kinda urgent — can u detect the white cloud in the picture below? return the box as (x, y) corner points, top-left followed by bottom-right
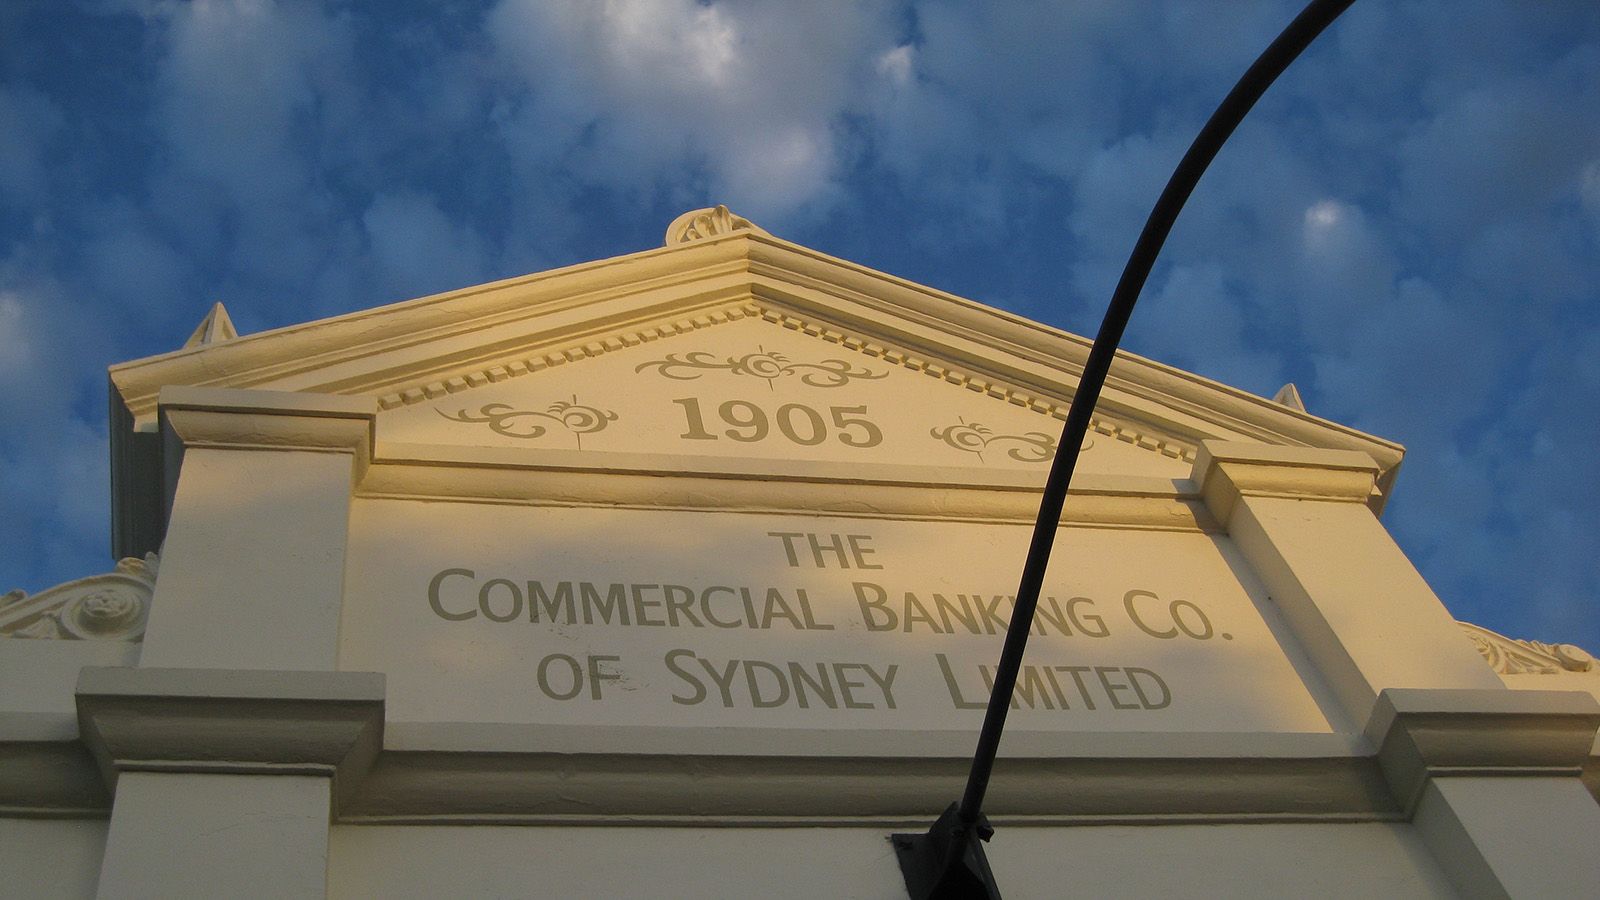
(156, 0), (348, 191)
(362, 191), (492, 301)
(146, 0), (362, 288)
(0, 84), (64, 203)
(0, 271), (113, 588)
(1397, 67), (1600, 246)
(1132, 262), (1283, 394)
(1581, 159), (1600, 217)
(593, 0), (740, 89)
(0, 293), (30, 373)
(1303, 199), (1342, 230)
(0, 415), (110, 589)
(876, 45), (914, 87)
(487, 0), (901, 220)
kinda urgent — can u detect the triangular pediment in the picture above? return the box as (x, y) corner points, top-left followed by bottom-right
(375, 305), (1191, 478)
(108, 207), (1405, 555)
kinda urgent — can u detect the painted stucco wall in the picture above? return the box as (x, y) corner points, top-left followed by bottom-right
(326, 823), (1458, 900)
(0, 819), (107, 900)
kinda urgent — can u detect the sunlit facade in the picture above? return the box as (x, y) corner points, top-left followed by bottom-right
(3, 208), (1597, 898)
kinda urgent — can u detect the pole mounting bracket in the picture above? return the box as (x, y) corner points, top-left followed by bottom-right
(891, 802), (1001, 899)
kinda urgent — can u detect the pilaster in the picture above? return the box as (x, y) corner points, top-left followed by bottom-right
(97, 772), (332, 900)
(1197, 441), (1600, 896)
(78, 667), (383, 900)
(1368, 688), (1600, 898)
(92, 387), (378, 899)
(141, 387), (375, 670)
(1194, 441), (1503, 729)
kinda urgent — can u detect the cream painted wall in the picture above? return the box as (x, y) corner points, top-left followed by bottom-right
(0, 819), (107, 899)
(97, 773), (331, 900)
(0, 641), (136, 739)
(341, 499), (1337, 737)
(327, 823), (1457, 900)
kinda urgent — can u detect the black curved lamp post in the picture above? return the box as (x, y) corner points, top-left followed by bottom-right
(892, 2), (1357, 896)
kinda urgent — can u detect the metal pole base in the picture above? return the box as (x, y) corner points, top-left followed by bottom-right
(891, 803), (1001, 900)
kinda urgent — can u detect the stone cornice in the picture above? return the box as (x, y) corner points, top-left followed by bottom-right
(1194, 440), (1384, 525)
(371, 300), (762, 410)
(741, 239), (1402, 477)
(344, 745), (1395, 826)
(108, 229), (1404, 522)
(20, 679), (1600, 823)
(107, 228), (1392, 476)
(359, 443), (1216, 531)
(0, 740), (107, 817)
(111, 242), (755, 418)
(1365, 688), (1600, 813)
(6, 721), (1400, 824)
(159, 386), (378, 484)
(336, 726), (1394, 825)
(75, 667), (385, 815)
(159, 386), (377, 447)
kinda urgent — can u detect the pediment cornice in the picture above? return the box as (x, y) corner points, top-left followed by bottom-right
(106, 211), (1408, 557)
(109, 236), (756, 419)
(110, 228), (1399, 467)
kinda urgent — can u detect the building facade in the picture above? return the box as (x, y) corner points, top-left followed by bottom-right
(3, 207), (1597, 898)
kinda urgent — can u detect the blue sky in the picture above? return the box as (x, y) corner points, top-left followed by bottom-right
(2, 0), (1597, 652)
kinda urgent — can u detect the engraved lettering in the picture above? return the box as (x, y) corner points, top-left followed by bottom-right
(665, 649), (706, 705)
(428, 568), (477, 621)
(854, 581), (896, 631)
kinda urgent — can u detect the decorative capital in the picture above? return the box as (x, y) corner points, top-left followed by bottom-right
(664, 205), (769, 245)
(1365, 687), (1600, 812)
(158, 386), (377, 478)
(1193, 440), (1382, 526)
(76, 667), (386, 811)
(1, 554), (158, 642)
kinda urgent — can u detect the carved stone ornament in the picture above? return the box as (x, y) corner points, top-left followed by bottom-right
(1461, 621), (1595, 675)
(664, 205), (770, 245)
(930, 417), (1091, 464)
(438, 396), (618, 449)
(0, 554), (158, 642)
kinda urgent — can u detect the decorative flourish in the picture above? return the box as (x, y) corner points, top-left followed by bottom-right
(1, 554), (158, 642)
(664, 205), (769, 244)
(930, 418), (1090, 464)
(635, 346), (886, 390)
(438, 396), (618, 449)
(1462, 622), (1594, 675)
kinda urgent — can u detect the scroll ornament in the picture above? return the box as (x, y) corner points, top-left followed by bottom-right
(663, 205), (769, 244)
(931, 418), (1090, 464)
(636, 348), (886, 390)
(438, 397), (618, 449)
(0, 554), (158, 642)
(1461, 622), (1594, 675)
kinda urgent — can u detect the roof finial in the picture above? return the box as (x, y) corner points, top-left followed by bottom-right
(1271, 382), (1306, 412)
(183, 301), (238, 348)
(664, 205), (769, 245)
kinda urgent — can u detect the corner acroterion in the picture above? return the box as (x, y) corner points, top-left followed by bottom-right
(182, 301), (239, 349)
